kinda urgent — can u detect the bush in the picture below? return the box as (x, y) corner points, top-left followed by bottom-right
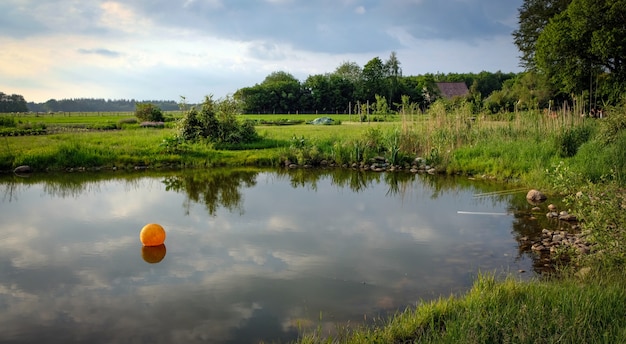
(555, 124), (593, 157)
(177, 95), (259, 145)
(135, 103), (164, 122)
(0, 116), (16, 127)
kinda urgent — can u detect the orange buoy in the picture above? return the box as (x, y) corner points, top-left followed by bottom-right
(140, 223), (166, 246)
(141, 244), (167, 264)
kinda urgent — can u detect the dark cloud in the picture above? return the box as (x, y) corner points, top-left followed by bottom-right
(0, 1), (48, 38)
(77, 48), (121, 57)
(1, 1), (522, 52)
(127, 0), (522, 53)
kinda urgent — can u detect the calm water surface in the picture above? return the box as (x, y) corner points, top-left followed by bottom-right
(0, 169), (550, 343)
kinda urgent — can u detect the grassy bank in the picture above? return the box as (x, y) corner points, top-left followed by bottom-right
(299, 271), (626, 343)
(2, 103), (626, 343)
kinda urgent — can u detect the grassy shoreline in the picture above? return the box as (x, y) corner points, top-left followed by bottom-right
(2, 107), (626, 342)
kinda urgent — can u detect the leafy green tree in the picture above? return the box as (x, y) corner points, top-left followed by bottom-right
(0, 92), (28, 112)
(513, 0), (572, 69)
(373, 94), (390, 116)
(361, 57), (386, 103)
(333, 61), (362, 84)
(384, 51), (402, 106)
(135, 103), (164, 122)
(235, 71), (302, 114)
(177, 95), (258, 144)
(535, 0), (626, 101)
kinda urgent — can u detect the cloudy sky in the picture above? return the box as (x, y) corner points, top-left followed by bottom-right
(0, 0), (524, 103)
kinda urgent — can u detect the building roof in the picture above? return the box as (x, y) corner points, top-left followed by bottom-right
(436, 82), (470, 99)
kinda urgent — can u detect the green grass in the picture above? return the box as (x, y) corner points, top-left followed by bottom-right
(299, 271), (626, 343)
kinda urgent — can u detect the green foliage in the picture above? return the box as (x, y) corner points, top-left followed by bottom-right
(598, 104), (626, 145)
(177, 95), (259, 145)
(555, 124), (593, 157)
(0, 92), (28, 112)
(513, 0), (572, 69)
(562, 179), (626, 267)
(117, 117), (138, 125)
(535, 0), (626, 102)
(0, 116), (16, 127)
(373, 94), (390, 115)
(134, 103), (164, 122)
(0, 120), (47, 136)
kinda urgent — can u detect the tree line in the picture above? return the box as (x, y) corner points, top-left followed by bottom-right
(24, 98), (180, 113)
(234, 53), (517, 114)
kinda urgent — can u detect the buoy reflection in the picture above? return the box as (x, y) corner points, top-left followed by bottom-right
(141, 244), (167, 264)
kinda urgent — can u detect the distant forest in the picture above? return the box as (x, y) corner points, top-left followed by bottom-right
(25, 98), (180, 113)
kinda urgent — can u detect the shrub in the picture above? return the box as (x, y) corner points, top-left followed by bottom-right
(118, 118), (138, 125)
(555, 124), (593, 157)
(135, 103), (164, 122)
(177, 95), (259, 145)
(0, 116), (16, 127)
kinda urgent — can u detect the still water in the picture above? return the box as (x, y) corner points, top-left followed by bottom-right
(0, 168), (549, 343)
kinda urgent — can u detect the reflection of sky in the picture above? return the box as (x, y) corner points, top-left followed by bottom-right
(0, 172), (534, 343)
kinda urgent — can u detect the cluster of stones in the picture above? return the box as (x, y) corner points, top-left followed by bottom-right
(284, 157), (438, 174)
(523, 228), (592, 256)
(523, 189), (594, 266)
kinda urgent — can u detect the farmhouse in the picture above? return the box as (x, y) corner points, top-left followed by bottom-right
(436, 82), (470, 99)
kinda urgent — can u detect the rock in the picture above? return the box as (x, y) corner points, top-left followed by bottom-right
(373, 156), (386, 163)
(427, 168), (437, 174)
(13, 165), (32, 173)
(548, 204), (557, 211)
(559, 214), (578, 222)
(526, 189), (547, 204)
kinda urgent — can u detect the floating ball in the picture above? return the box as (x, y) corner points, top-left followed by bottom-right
(140, 223), (166, 246)
(141, 244), (167, 264)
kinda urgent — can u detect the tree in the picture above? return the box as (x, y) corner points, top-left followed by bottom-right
(361, 57), (386, 103)
(177, 95), (258, 144)
(0, 92), (28, 113)
(384, 51), (403, 108)
(235, 71), (302, 114)
(534, 0), (626, 102)
(513, 0), (572, 69)
(135, 103), (164, 122)
(333, 61), (362, 84)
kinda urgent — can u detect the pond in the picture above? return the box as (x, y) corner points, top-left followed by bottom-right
(0, 168), (557, 343)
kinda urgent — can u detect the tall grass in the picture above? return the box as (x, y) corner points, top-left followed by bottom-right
(298, 271), (626, 343)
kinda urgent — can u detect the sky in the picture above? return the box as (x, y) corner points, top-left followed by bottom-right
(0, 0), (524, 104)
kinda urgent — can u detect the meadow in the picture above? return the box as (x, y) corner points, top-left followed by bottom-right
(2, 103), (626, 343)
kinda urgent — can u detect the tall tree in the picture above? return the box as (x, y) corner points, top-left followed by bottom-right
(361, 57), (386, 103)
(333, 61), (362, 84)
(0, 92), (28, 112)
(512, 0), (572, 69)
(535, 0), (626, 100)
(384, 51), (403, 107)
